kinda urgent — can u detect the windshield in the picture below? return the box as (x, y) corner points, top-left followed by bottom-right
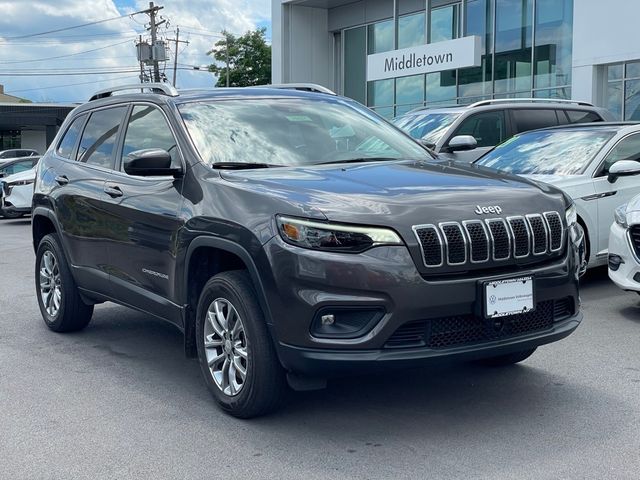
(474, 129), (617, 175)
(178, 98), (430, 167)
(393, 112), (461, 146)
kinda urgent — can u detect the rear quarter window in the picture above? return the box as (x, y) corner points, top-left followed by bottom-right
(565, 110), (603, 124)
(56, 114), (86, 159)
(511, 109), (559, 133)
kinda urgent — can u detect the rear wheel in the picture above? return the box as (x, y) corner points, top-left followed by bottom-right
(196, 270), (287, 418)
(35, 233), (94, 332)
(477, 348), (537, 367)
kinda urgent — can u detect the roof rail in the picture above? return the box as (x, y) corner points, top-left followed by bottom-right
(256, 83), (337, 95)
(89, 83), (179, 101)
(468, 98), (594, 108)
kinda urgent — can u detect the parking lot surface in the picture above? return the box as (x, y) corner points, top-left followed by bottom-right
(1, 218), (639, 480)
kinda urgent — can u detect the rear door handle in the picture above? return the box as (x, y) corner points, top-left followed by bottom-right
(104, 184), (123, 198)
(55, 175), (69, 186)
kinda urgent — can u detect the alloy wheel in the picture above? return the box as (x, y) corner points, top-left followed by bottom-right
(204, 298), (248, 396)
(39, 250), (62, 317)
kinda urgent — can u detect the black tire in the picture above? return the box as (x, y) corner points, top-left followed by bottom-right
(476, 348), (537, 367)
(35, 233), (94, 332)
(196, 270), (287, 418)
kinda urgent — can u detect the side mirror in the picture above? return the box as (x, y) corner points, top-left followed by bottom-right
(448, 135), (478, 152)
(123, 149), (182, 177)
(607, 160), (640, 183)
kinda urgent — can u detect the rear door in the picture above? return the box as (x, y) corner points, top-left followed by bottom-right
(51, 105), (128, 293)
(100, 103), (185, 318)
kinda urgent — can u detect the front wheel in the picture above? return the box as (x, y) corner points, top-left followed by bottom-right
(35, 233), (94, 332)
(476, 348), (537, 367)
(196, 270), (287, 418)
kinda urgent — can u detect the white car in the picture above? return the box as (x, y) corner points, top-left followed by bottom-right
(475, 123), (640, 268)
(609, 196), (640, 291)
(0, 167), (35, 219)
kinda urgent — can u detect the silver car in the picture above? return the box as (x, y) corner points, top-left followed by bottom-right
(393, 99), (612, 162)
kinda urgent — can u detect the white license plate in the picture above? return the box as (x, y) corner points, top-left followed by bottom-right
(485, 276), (534, 319)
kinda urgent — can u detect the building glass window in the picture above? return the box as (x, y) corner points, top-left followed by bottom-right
(340, 0), (575, 114)
(368, 20), (394, 54)
(534, 0), (573, 90)
(494, 0), (533, 95)
(605, 62), (640, 121)
(430, 3), (460, 43)
(343, 26), (367, 105)
(398, 12), (426, 49)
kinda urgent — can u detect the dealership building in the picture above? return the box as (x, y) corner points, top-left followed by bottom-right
(272, 0), (640, 120)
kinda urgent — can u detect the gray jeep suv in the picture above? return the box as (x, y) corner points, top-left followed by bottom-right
(394, 99), (613, 162)
(32, 84), (584, 417)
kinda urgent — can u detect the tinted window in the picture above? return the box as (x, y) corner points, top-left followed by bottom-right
(511, 109), (559, 133)
(565, 110), (602, 124)
(602, 134), (640, 173)
(475, 129), (616, 175)
(452, 111), (506, 147)
(121, 106), (180, 170)
(77, 107), (127, 169)
(57, 115), (86, 159)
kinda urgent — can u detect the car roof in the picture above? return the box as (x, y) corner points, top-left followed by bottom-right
(404, 100), (601, 117)
(75, 86), (342, 114)
(517, 122), (640, 136)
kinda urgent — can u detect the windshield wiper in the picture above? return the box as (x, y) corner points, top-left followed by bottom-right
(315, 157), (400, 166)
(211, 162), (278, 170)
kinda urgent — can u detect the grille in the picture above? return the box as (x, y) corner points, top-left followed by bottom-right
(527, 215), (548, 255)
(385, 298), (574, 349)
(629, 226), (640, 258)
(413, 211), (563, 269)
(441, 223), (466, 264)
(414, 226), (442, 266)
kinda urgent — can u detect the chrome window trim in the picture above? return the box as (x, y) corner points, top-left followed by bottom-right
(526, 213), (549, 256)
(462, 219), (490, 264)
(412, 224), (444, 268)
(485, 218), (511, 261)
(439, 221), (467, 266)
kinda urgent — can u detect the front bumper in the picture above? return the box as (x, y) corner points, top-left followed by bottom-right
(261, 233), (582, 374)
(608, 222), (640, 291)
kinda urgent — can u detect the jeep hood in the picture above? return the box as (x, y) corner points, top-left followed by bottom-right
(220, 160), (567, 227)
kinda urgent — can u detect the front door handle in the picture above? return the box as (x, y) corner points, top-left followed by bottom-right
(55, 175), (69, 186)
(104, 185), (123, 198)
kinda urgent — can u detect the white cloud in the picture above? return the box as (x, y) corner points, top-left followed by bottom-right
(0, 0), (270, 102)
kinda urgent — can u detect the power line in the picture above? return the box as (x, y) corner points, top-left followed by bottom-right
(5, 75), (141, 94)
(0, 68), (212, 77)
(1, 14), (133, 41)
(0, 40), (134, 64)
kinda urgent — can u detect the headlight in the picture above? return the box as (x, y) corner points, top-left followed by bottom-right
(565, 203), (577, 227)
(276, 216), (403, 253)
(614, 203), (628, 228)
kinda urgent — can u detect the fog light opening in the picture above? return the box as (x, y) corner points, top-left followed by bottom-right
(609, 254), (624, 272)
(311, 307), (385, 339)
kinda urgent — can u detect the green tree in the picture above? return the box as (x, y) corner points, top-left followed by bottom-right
(207, 28), (271, 87)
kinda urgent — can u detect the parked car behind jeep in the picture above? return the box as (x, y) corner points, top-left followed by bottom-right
(33, 84), (584, 418)
(393, 99), (612, 162)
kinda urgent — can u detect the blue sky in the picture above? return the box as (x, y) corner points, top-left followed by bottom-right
(0, 0), (271, 103)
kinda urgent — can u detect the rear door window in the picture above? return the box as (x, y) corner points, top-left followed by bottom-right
(451, 111), (506, 148)
(77, 107), (128, 169)
(511, 109), (559, 133)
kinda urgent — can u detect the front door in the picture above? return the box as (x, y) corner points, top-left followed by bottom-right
(593, 133), (640, 258)
(101, 104), (185, 321)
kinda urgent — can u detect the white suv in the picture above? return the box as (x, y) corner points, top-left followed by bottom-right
(0, 167), (35, 219)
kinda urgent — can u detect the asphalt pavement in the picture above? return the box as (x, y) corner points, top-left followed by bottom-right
(1, 218), (639, 480)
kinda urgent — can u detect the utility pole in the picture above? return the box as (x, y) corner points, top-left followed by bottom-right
(146, 2), (165, 83)
(167, 27), (189, 87)
(138, 35), (145, 84)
